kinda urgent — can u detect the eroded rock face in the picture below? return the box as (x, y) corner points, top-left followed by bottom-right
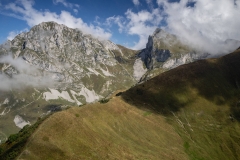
(137, 28), (209, 81)
(1, 21), (137, 94)
(0, 22), (138, 142)
(138, 31), (171, 69)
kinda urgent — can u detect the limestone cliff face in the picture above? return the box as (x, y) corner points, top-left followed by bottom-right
(1, 22), (137, 95)
(138, 29), (171, 69)
(137, 28), (208, 81)
(0, 22), (138, 142)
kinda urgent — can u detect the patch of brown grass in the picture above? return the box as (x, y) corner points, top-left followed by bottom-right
(18, 97), (188, 160)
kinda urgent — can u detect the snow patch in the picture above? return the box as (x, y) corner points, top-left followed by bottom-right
(72, 86), (100, 103)
(43, 88), (75, 103)
(14, 115), (31, 129)
(133, 58), (147, 81)
(101, 40), (121, 52)
(0, 107), (11, 116)
(87, 67), (101, 76)
(162, 59), (176, 69)
(163, 54), (193, 69)
(100, 68), (115, 77)
(70, 90), (83, 105)
(3, 98), (9, 105)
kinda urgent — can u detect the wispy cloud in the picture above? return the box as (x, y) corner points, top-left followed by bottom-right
(145, 0), (154, 9)
(106, 8), (163, 50)
(0, 55), (55, 91)
(53, 0), (80, 15)
(106, 16), (125, 33)
(73, 8), (78, 14)
(7, 28), (29, 40)
(107, 0), (240, 54)
(53, 0), (79, 8)
(132, 0), (140, 6)
(158, 0), (240, 54)
(2, 0), (111, 40)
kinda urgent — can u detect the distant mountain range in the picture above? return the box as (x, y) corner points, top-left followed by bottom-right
(0, 21), (238, 145)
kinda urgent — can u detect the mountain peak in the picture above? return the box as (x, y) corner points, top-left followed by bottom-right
(152, 28), (164, 36)
(30, 21), (70, 32)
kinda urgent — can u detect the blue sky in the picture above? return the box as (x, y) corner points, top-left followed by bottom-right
(0, 0), (240, 52)
(0, 0), (163, 49)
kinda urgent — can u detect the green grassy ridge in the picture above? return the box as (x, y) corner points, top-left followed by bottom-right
(16, 98), (188, 160)
(0, 116), (50, 160)
(122, 49), (240, 159)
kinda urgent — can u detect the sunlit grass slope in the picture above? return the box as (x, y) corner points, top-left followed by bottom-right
(4, 49), (240, 160)
(122, 49), (240, 160)
(17, 97), (187, 160)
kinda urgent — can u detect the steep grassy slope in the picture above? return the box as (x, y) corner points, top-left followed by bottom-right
(122, 49), (240, 160)
(16, 97), (188, 160)
(2, 50), (240, 160)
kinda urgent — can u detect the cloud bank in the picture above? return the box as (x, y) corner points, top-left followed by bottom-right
(0, 55), (55, 91)
(3, 0), (111, 40)
(107, 8), (162, 50)
(108, 0), (240, 54)
(159, 0), (240, 54)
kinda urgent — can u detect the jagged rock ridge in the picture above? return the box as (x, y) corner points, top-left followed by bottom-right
(137, 28), (209, 82)
(0, 22), (138, 142)
(0, 22), (211, 142)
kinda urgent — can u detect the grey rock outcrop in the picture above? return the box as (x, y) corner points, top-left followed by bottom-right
(137, 28), (209, 81)
(0, 22), (138, 142)
(138, 29), (171, 69)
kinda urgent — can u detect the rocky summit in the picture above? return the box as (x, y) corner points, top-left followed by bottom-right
(0, 22), (208, 143)
(137, 28), (209, 82)
(0, 21), (138, 142)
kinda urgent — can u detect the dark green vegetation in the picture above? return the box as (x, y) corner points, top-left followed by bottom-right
(0, 116), (49, 160)
(98, 98), (110, 104)
(122, 49), (240, 159)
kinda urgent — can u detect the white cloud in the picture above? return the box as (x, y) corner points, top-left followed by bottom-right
(7, 28), (29, 40)
(146, 0), (152, 4)
(159, 0), (240, 54)
(0, 55), (55, 91)
(133, 0), (140, 6)
(106, 8), (163, 50)
(156, 0), (165, 6)
(107, 0), (240, 54)
(126, 9), (163, 49)
(125, 10), (156, 49)
(73, 8), (78, 14)
(106, 16), (125, 33)
(53, 0), (79, 8)
(146, 0), (154, 9)
(3, 0), (111, 40)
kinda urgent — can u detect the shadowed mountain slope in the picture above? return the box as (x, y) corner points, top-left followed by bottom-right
(122, 49), (240, 117)
(122, 49), (240, 159)
(1, 49), (240, 160)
